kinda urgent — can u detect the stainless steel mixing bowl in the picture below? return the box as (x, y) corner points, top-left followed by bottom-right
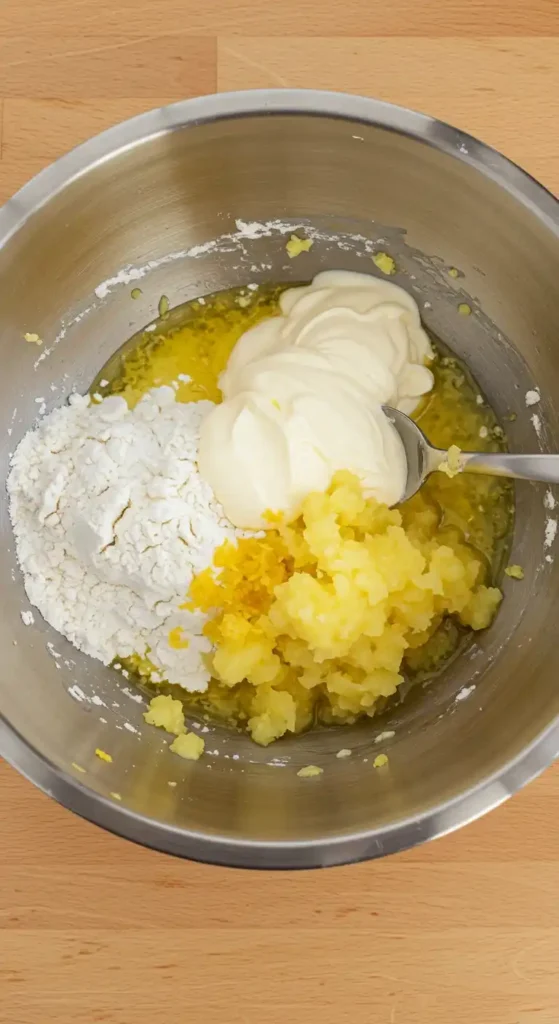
(1, 90), (558, 869)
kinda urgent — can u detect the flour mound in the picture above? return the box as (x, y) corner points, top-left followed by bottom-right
(7, 386), (239, 691)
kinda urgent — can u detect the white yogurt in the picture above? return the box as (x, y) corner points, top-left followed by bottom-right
(199, 270), (434, 528)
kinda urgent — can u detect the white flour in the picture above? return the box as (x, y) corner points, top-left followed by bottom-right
(7, 386), (239, 691)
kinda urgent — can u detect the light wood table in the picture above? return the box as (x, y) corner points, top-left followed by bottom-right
(1, 3), (558, 1022)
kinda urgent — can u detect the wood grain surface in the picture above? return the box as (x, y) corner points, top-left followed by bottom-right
(1, 2), (559, 1022)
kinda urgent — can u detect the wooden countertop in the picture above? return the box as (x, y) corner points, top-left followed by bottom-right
(1, 3), (559, 1022)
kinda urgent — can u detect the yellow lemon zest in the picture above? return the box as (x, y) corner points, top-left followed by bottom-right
(168, 626), (190, 650)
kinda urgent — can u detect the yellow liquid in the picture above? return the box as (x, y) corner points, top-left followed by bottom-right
(93, 286), (286, 407)
(93, 284), (513, 719)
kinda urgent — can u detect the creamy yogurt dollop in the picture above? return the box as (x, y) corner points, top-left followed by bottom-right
(199, 270), (434, 528)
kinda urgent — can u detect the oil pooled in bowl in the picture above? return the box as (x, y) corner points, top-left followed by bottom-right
(91, 282), (514, 730)
(92, 284), (286, 407)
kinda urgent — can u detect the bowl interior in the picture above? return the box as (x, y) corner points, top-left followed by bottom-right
(1, 98), (558, 867)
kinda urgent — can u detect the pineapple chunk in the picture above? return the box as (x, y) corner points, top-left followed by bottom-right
(143, 694), (185, 736)
(170, 732), (205, 761)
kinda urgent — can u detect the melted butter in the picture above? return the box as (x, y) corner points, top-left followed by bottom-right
(411, 351), (513, 570)
(92, 285), (285, 407)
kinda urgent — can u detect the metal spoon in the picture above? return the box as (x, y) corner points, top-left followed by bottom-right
(384, 406), (559, 503)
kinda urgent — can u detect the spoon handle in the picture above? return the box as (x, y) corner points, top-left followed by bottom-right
(460, 452), (559, 485)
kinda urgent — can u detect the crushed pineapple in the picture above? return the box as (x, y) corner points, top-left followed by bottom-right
(143, 694), (185, 735)
(189, 472), (501, 746)
(505, 564), (524, 580)
(297, 765), (323, 778)
(438, 445), (463, 478)
(286, 234), (313, 258)
(373, 754), (388, 768)
(144, 694), (205, 761)
(372, 252), (396, 275)
(170, 732), (205, 760)
(95, 748), (113, 763)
